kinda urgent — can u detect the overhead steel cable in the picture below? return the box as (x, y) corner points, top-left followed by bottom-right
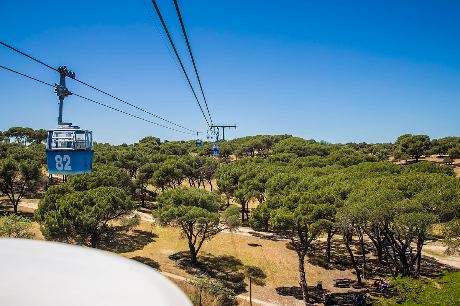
(0, 41), (58, 72)
(71, 93), (194, 135)
(0, 40), (197, 133)
(151, 0), (211, 128)
(0, 65), (195, 135)
(0, 65), (55, 87)
(70, 77), (195, 133)
(173, 0), (213, 125)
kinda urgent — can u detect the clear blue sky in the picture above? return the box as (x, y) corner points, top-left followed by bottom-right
(1, 0), (459, 144)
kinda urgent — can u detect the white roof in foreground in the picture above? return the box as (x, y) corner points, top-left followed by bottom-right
(0, 239), (192, 306)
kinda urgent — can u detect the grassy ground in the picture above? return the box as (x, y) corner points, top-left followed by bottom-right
(7, 202), (357, 305)
(119, 221), (357, 305)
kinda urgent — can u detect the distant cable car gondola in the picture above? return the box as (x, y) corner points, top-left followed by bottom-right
(211, 144), (220, 157)
(46, 66), (94, 175)
(195, 131), (203, 147)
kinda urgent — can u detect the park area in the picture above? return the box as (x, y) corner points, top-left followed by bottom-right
(1, 128), (460, 305)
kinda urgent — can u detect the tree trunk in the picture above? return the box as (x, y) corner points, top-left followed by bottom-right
(326, 229), (333, 263)
(358, 233), (366, 281)
(141, 188), (146, 207)
(298, 252), (309, 305)
(399, 245), (411, 276)
(189, 242), (198, 266)
(90, 232), (99, 248)
(344, 234), (362, 286)
(13, 202), (18, 214)
(415, 237), (424, 276)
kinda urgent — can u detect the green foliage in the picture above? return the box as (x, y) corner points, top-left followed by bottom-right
(430, 137), (460, 156)
(404, 161), (454, 176)
(156, 187), (223, 264)
(447, 145), (460, 159)
(150, 158), (185, 190)
(0, 158), (43, 213)
(222, 205), (242, 229)
(272, 137), (331, 157)
(0, 213), (34, 238)
(376, 272), (460, 305)
(326, 146), (378, 167)
(67, 165), (133, 192)
(443, 219), (460, 254)
(188, 276), (237, 306)
(228, 135), (289, 158)
(36, 187), (135, 247)
(135, 162), (159, 206)
(339, 173), (459, 276)
(160, 141), (190, 156)
(395, 134), (431, 162)
(250, 202), (271, 231)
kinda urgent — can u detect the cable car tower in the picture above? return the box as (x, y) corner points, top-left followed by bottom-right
(210, 124), (236, 156)
(210, 124), (236, 142)
(46, 66), (94, 175)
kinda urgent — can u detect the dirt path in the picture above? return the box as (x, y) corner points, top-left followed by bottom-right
(422, 244), (460, 269)
(18, 201), (38, 210)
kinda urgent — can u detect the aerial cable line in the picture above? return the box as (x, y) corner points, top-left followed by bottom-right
(0, 41), (58, 72)
(0, 65), (195, 135)
(70, 76), (195, 133)
(0, 65), (55, 87)
(150, 0), (211, 128)
(71, 93), (194, 135)
(0, 40), (196, 133)
(142, 0), (204, 127)
(173, 0), (213, 125)
(142, 0), (184, 80)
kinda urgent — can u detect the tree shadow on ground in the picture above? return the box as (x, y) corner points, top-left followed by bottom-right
(99, 228), (157, 253)
(276, 285), (369, 305)
(276, 285), (328, 304)
(169, 251), (251, 294)
(419, 255), (458, 277)
(327, 291), (368, 306)
(248, 231), (284, 241)
(307, 240), (390, 278)
(131, 256), (161, 271)
(305, 240), (349, 271)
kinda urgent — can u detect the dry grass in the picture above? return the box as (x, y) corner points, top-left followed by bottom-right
(121, 221), (356, 305)
(1, 200), (360, 305)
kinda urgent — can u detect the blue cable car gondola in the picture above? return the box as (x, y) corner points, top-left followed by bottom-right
(211, 144), (220, 157)
(46, 127), (94, 175)
(195, 131), (203, 147)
